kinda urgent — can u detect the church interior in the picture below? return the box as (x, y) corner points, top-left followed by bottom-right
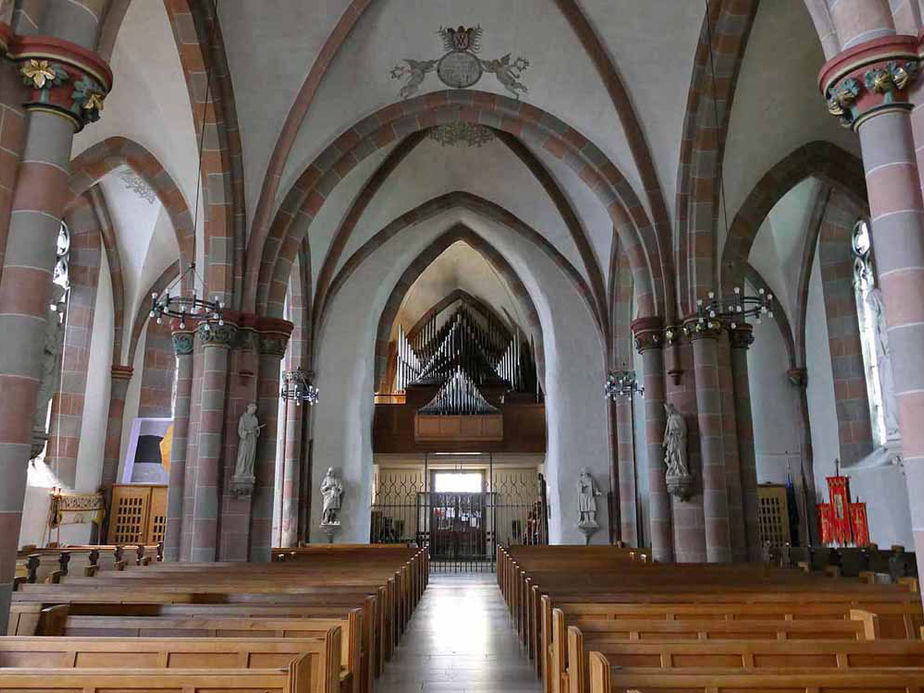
(3, 0), (924, 690)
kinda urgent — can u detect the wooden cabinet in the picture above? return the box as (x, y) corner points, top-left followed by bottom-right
(107, 484), (167, 545)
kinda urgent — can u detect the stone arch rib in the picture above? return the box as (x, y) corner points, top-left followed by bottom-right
(68, 137), (194, 284)
(720, 141), (866, 294)
(251, 90), (664, 320)
(314, 192), (601, 347)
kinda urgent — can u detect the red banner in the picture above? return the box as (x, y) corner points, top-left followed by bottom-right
(849, 502), (870, 547)
(818, 503), (833, 545)
(827, 476), (851, 545)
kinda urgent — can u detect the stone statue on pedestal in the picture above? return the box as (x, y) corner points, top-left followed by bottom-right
(320, 467), (344, 526)
(577, 468), (602, 544)
(664, 402), (693, 500)
(230, 402), (261, 497)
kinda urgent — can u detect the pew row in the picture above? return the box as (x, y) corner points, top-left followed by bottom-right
(0, 634), (341, 693)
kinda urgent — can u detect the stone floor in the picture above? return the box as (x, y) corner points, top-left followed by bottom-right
(376, 571), (542, 692)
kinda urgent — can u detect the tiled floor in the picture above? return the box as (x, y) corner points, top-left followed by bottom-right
(376, 571), (542, 692)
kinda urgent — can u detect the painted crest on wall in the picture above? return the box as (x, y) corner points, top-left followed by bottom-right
(390, 25), (529, 100)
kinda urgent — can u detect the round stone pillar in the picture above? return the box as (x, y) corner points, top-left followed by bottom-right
(190, 321), (236, 562)
(821, 35), (924, 577)
(729, 325), (761, 561)
(164, 326), (194, 562)
(280, 369), (310, 548)
(0, 34), (110, 629)
(250, 319), (293, 561)
(632, 317), (673, 562)
(614, 394), (638, 546)
(687, 320), (732, 563)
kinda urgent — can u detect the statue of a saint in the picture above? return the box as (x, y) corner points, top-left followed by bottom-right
(320, 467), (344, 525)
(577, 468), (601, 528)
(663, 403), (689, 477)
(664, 402), (693, 499)
(867, 288), (900, 440)
(32, 302), (66, 446)
(233, 403), (261, 481)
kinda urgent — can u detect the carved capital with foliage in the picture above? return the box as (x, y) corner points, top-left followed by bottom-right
(257, 317), (294, 358)
(728, 323), (754, 350)
(198, 321), (237, 348)
(171, 330), (195, 356)
(682, 316), (722, 340)
(5, 34), (112, 131)
(819, 35), (919, 129)
(631, 316), (664, 353)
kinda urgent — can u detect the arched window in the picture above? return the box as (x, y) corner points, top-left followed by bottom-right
(852, 220), (899, 447)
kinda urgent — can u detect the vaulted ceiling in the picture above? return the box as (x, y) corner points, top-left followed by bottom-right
(70, 0), (861, 345)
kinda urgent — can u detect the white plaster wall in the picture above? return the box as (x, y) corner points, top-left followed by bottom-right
(806, 247), (840, 496)
(311, 208), (608, 545)
(747, 316), (801, 484)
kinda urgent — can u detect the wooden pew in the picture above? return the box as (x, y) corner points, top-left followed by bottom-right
(0, 635), (341, 693)
(0, 667), (308, 693)
(567, 627), (924, 692)
(587, 651), (924, 693)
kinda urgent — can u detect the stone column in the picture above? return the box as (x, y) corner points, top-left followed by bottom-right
(614, 392), (637, 546)
(250, 319), (293, 561)
(190, 321), (236, 562)
(687, 320), (732, 563)
(717, 333), (747, 562)
(820, 35), (924, 576)
(100, 365), (132, 488)
(97, 364), (132, 543)
(787, 367), (816, 546)
(729, 324), (761, 561)
(0, 34), (111, 626)
(280, 369), (308, 547)
(163, 326), (194, 562)
(632, 317), (673, 562)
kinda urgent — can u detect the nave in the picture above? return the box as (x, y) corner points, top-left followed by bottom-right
(377, 572), (539, 693)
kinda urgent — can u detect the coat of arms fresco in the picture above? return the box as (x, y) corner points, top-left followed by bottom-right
(390, 25), (529, 100)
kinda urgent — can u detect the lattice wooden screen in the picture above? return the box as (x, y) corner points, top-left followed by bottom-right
(757, 484), (790, 547)
(107, 485), (167, 544)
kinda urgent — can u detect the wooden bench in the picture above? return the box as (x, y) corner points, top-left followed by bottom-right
(0, 667), (307, 693)
(0, 635), (341, 693)
(567, 629), (924, 692)
(587, 652), (924, 693)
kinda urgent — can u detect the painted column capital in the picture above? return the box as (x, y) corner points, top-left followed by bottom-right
(110, 364), (133, 381)
(631, 316), (664, 353)
(171, 326), (195, 356)
(197, 320), (238, 348)
(819, 34), (920, 129)
(2, 32), (112, 131)
(682, 316), (723, 341)
(727, 323), (754, 350)
(258, 317), (294, 357)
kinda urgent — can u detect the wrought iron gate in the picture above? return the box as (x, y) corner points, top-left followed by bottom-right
(370, 457), (547, 572)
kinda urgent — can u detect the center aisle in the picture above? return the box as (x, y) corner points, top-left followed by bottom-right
(377, 571), (541, 692)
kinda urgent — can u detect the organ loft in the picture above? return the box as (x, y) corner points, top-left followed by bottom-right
(1, 1), (924, 691)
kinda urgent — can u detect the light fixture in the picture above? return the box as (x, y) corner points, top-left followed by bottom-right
(280, 368), (319, 407)
(149, 262), (223, 331)
(150, 9), (225, 335)
(694, 285), (774, 330)
(604, 370), (644, 400)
